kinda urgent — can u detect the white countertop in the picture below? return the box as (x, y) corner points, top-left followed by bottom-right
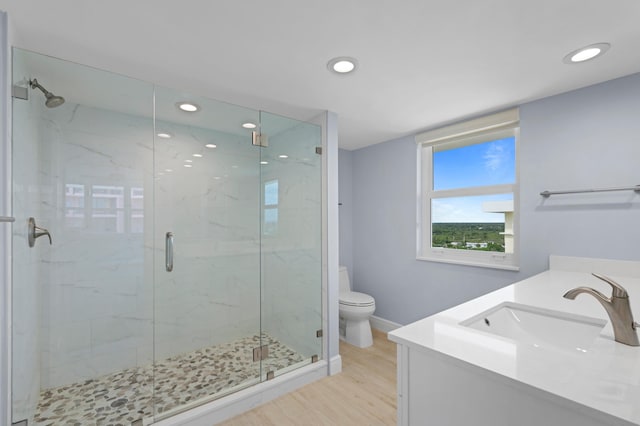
(388, 256), (640, 425)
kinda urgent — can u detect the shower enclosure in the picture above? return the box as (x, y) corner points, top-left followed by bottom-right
(11, 48), (323, 425)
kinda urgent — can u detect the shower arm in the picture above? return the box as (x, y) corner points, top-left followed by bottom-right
(30, 78), (50, 96)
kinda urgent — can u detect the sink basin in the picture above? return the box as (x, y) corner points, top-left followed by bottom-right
(460, 302), (607, 353)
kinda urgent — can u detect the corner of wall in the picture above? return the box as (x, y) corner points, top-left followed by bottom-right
(325, 111), (340, 369)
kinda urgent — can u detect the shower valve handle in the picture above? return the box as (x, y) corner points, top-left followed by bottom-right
(28, 217), (52, 247)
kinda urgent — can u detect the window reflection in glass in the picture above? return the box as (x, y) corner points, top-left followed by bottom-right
(65, 183), (143, 233)
(65, 184), (85, 228)
(264, 180), (278, 235)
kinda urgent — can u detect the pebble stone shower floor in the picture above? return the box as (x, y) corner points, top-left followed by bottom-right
(32, 334), (306, 426)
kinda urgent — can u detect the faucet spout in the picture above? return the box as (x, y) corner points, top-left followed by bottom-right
(563, 286), (608, 303)
(564, 274), (639, 346)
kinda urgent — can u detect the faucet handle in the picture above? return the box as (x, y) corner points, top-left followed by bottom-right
(592, 273), (628, 298)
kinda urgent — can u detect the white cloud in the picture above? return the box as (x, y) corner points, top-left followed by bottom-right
(483, 142), (507, 171)
(432, 198), (504, 223)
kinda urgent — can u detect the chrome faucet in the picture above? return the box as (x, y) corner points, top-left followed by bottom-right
(564, 273), (640, 346)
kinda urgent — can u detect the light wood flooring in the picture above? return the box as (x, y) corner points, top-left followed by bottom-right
(220, 329), (397, 425)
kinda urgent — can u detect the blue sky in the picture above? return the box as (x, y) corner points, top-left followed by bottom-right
(432, 137), (514, 223)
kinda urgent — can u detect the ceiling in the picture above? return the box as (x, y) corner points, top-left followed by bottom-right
(2, 0), (640, 150)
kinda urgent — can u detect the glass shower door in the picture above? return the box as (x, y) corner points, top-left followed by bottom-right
(258, 111), (323, 378)
(11, 48), (156, 426)
(152, 87), (263, 419)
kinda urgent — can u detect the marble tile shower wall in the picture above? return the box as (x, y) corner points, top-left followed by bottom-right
(38, 104), (154, 389)
(153, 120), (262, 360)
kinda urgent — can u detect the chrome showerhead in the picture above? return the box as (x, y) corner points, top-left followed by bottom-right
(29, 78), (65, 108)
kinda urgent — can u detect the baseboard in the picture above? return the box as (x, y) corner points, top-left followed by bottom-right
(370, 315), (402, 333)
(329, 354), (342, 375)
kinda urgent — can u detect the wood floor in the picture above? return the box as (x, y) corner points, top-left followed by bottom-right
(220, 329), (397, 425)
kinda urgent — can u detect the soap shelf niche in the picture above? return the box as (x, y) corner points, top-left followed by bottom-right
(540, 185), (640, 198)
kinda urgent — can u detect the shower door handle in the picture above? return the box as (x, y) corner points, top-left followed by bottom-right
(0, 216), (15, 223)
(165, 232), (174, 272)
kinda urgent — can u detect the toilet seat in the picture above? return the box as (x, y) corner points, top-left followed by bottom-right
(339, 291), (375, 307)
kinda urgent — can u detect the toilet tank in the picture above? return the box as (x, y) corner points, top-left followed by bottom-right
(339, 266), (351, 293)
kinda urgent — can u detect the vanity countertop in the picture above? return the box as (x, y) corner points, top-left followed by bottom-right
(388, 256), (640, 425)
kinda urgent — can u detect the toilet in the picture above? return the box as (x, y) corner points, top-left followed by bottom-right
(339, 266), (376, 348)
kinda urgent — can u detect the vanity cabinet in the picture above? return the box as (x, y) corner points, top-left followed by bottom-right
(394, 343), (634, 426)
(389, 256), (640, 426)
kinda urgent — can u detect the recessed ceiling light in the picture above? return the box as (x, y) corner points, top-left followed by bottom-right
(184, 164), (193, 168)
(205, 144), (217, 148)
(563, 43), (610, 64)
(176, 102), (200, 112)
(260, 161), (268, 165)
(242, 122), (257, 129)
(157, 132), (172, 139)
(279, 154), (289, 159)
(192, 153), (203, 158)
(327, 57), (358, 74)
(165, 169), (173, 172)
(185, 159), (193, 163)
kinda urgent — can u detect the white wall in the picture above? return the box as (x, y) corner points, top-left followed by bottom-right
(347, 72), (640, 325)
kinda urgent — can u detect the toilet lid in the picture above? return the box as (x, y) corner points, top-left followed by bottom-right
(339, 291), (375, 307)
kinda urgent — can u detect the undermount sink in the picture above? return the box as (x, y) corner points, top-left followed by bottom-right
(460, 302), (607, 353)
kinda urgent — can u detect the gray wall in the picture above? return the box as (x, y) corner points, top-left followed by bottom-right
(338, 148), (354, 283)
(346, 72), (640, 325)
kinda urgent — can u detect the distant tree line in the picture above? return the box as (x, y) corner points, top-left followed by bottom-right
(432, 222), (505, 252)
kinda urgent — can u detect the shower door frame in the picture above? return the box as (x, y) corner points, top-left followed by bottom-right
(1, 10), (12, 426)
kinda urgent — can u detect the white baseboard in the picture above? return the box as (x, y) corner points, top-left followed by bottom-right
(370, 315), (402, 333)
(329, 354), (342, 375)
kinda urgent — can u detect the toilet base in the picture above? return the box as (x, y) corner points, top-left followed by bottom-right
(341, 317), (373, 348)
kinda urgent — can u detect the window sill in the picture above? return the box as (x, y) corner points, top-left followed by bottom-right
(416, 255), (520, 271)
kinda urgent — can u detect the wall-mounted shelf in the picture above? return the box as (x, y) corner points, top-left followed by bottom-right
(540, 185), (640, 198)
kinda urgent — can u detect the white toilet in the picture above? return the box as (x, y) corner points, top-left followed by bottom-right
(339, 266), (376, 348)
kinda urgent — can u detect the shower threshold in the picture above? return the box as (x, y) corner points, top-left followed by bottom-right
(32, 333), (306, 425)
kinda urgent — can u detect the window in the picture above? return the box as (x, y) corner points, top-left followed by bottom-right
(263, 179), (279, 235)
(416, 108), (519, 270)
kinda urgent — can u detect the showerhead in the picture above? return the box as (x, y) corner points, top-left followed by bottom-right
(29, 78), (65, 108)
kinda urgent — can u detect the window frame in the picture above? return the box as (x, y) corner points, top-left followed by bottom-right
(416, 108), (520, 271)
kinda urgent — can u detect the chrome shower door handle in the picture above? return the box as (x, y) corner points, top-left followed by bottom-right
(165, 232), (174, 272)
